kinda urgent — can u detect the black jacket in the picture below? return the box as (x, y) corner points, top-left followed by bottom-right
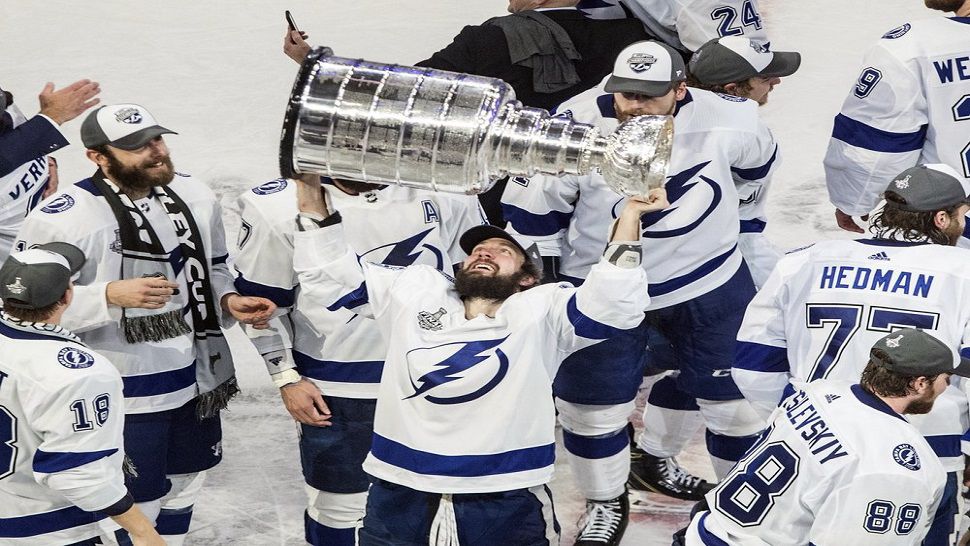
(416, 9), (650, 111)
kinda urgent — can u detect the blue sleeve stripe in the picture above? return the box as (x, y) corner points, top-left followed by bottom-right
(326, 282), (369, 312)
(33, 448), (119, 473)
(566, 294), (629, 340)
(0, 504), (105, 538)
(561, 428), (629, 459)
(501, 203), (572, 237)
(831, 114), (927, 153)
(370, 433), (555, 477)
(122, 361), (196, 398)
(735, 341), (790, 372)
(0, 116), (69, 178)
(731, 145), (778, 181)
(925, 434), (962, 458)
(739, 219), (767, 233)
(294, 351), (384, 383)
(233, 274), (296, 308)
(960, 347), (970, 360)
(154, 507), (193, 535)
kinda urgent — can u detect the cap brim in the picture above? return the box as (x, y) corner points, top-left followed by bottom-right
(35, 242), (85, 274)
(760, 51), (801, 78)
(110, 126), (177, 151)
(604, 75), (676, 97)
(951, 357), (970, 378)
(459, 225), (528, 257)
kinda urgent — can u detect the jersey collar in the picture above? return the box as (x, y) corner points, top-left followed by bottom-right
(850, 384), (906, 422)
(0, 312), (83, 345)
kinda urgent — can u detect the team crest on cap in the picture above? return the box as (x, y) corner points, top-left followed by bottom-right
(57, 347), (95, 369)
(627, 53), (657, 73)
(749, 41), (770, 54)
(5, 277), (26, 295)
(892, 443), (921, 471)
(885, 334), (903, 348)
(41, 194), (75, 214)
(894, 175), (910, 189)
(115, 107), (143, 124)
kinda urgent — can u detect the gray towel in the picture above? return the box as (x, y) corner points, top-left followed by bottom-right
(486, 11), (583, 94)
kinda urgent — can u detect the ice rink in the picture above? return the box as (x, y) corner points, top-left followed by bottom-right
(1, 0), (936, 543)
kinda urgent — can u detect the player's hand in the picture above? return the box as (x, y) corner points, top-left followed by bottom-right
(38, 80), (101, 125)
(280, 379), (332, 426)
(625, 187), (670, 215)
(835, 208), (867, 234)
(106, 277), (178, 309)
(130, 531), (166, 546)
(284, 29), (311, 65)
(42, 156), (59, 199)
(223, 293), (276, 328)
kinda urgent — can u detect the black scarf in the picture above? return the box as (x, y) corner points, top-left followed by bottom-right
(92, 170), (237, 417)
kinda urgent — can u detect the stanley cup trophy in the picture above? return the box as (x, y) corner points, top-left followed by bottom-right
(280, 47), (673, 196)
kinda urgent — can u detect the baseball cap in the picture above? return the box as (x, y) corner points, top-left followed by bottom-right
(81, 104), (176, 151)
(0, 243), (85, 310)
(459, 225), (543, 274)
(689, 36), (801, 85)
(870, 328), (970, 378)
(604, 41), (687, 98)
(885, 164), (970, 212)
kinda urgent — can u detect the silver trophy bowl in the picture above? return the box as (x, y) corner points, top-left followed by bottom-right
(280, 47), (673, 196)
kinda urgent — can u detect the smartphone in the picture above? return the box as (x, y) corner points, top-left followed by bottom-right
(285, 10), (300, 33)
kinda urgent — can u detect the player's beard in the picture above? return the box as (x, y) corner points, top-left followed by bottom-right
(454, 267), (530, 301)
(105, 151), (175, 193)
(924, 0), (964, 12)
(943, 218), (964, 245)
(904, 390), (937, 415)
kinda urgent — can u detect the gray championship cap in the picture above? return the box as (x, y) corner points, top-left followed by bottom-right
(689, 36), (801, 85)
(870, 328), (970, 378)
(885, 163), (970, 212)
(81, 103), (177, 151)
(459, 225), (543, 276)
(0, 243), (85, 309)
(604, 41), (687, 97)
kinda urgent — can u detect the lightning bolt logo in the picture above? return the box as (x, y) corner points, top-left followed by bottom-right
(361, 227), (444, 269)
(405, 336), (510, 405)
(611, 161), (722, 239)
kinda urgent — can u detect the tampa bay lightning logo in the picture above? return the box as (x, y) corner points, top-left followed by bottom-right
(41, 194), (75, 214)
(892, 443), (921, 471)
(882, 23), (911, 39)
(611, 161), (721, 238)
(361, 227), (444, 269)
(252, 178), (288, 195)
(404, 337), (510, 405)
(57, 347), (95, 369)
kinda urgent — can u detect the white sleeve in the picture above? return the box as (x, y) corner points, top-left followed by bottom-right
(207, 199), (237, 328)
(734, 119), (781, 289)
(824, 42), (926, 216)
(25, 365), (128, 512)
(293, 222), (406, 322)
(501, 173), (581, 258)
(733, 255), (793, 419)
(546, 257), (649, 355)
(811, 472), (942, 546)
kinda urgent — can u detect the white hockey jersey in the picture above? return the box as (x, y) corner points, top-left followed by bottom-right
(234, 178), (483, 398)
(735, 238), (970, 470)
(0, 313), (128, 545)
(16, 174), (237, 414)
(293, 222), (648, 493)
(687, 380), (945, 546)
(578, 0), (769, 52)
(825, 17), (970, 216)
(503, 87), (778, 308)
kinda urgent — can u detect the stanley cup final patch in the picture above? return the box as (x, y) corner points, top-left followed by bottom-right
(627, 53), (657, 73)
(417, 307), (447, 331)
(115, 107), (143, 124)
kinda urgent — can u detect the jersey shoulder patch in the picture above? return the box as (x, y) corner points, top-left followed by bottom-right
(57, 346), (95, 369)
(715, 92), (749, 103)
(881, 23), (911, 39)
(892, 443), (921, 471)
(174, 171), (191, 178)
(252, 178), (289, 196)
(40, 194), (76, 214)
(785, 243), (815, 255)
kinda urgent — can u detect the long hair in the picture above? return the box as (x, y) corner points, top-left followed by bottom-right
(685, 73), (753, 98)
(860, 350), (938, 398)
(868, 191), (963, 245)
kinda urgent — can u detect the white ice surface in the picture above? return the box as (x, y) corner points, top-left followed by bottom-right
(1, 0), (934, 543)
